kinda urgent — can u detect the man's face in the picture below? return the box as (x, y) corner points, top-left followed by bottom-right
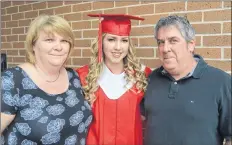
(156, 25), (195, 74)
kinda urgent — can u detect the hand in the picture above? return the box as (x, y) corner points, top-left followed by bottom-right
(141, 115), (146, 121)
(224, 140), (231, 145)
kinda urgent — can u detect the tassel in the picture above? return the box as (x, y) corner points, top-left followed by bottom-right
(98, 14), (103, 63)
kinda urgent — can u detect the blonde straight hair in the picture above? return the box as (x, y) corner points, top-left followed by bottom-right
(25, 14), (75, 64)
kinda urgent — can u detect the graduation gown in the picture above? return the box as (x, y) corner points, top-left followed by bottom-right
(76, 65), (151, 145)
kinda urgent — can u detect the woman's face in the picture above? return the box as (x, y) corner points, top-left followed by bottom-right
(102, 33), (129, 66)
(33, 31), (70, 67)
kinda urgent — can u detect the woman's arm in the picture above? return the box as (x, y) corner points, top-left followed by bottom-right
(1, 113), (15, 134)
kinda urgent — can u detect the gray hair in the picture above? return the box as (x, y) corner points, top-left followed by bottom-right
(154, 15), (195, 42)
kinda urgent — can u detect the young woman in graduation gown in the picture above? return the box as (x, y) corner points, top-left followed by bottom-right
(76, 14), (152, 145)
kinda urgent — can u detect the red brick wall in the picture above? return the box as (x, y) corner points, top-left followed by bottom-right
(1, 1), (231, 74)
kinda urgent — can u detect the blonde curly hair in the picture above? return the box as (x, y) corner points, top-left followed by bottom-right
(83, 33), (148, 105)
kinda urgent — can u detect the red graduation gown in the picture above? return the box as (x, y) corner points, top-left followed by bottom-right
(77, 65), (151, 145)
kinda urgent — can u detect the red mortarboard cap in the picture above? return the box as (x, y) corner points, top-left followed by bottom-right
(88, 14), (144, 63)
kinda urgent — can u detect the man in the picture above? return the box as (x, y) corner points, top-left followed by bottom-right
(143, 15), (231, 145)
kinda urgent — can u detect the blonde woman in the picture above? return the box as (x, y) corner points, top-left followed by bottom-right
(76, 14), (151, 145)
(1, 15), (92, 145)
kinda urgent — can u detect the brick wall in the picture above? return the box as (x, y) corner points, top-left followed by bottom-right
(1, 1), (231, 74)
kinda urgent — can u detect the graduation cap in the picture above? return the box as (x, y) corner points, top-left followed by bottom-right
(88, 14), (144, 63)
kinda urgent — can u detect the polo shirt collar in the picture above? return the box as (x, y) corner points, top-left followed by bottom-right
(159, 54), (208, 79)
(191, 54), (208, 79)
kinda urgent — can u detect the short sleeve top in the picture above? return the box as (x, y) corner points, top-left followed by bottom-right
(1, 66), (93, 145)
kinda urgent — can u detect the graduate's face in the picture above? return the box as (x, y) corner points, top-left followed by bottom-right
(103, 33), (129, 65)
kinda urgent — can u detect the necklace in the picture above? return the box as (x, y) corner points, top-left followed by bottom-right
(34, 64), (61, 83)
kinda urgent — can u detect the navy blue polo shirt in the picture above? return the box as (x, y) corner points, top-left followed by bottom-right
(143, 55), (231, 145)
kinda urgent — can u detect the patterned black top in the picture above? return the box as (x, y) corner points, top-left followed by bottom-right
(1, 66), (93, 145)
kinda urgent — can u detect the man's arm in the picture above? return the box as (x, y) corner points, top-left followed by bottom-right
(219, 75), (232, 144)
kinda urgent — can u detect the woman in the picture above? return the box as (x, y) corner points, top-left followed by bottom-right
(76, 14), (151, 145)
(1, 15), (92, 145)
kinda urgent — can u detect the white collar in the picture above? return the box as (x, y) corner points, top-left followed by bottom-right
(97, 64), (134, 99)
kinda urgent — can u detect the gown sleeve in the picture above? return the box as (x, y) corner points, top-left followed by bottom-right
(76, 65), (89, 86)
(140, 66), (152, 117)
